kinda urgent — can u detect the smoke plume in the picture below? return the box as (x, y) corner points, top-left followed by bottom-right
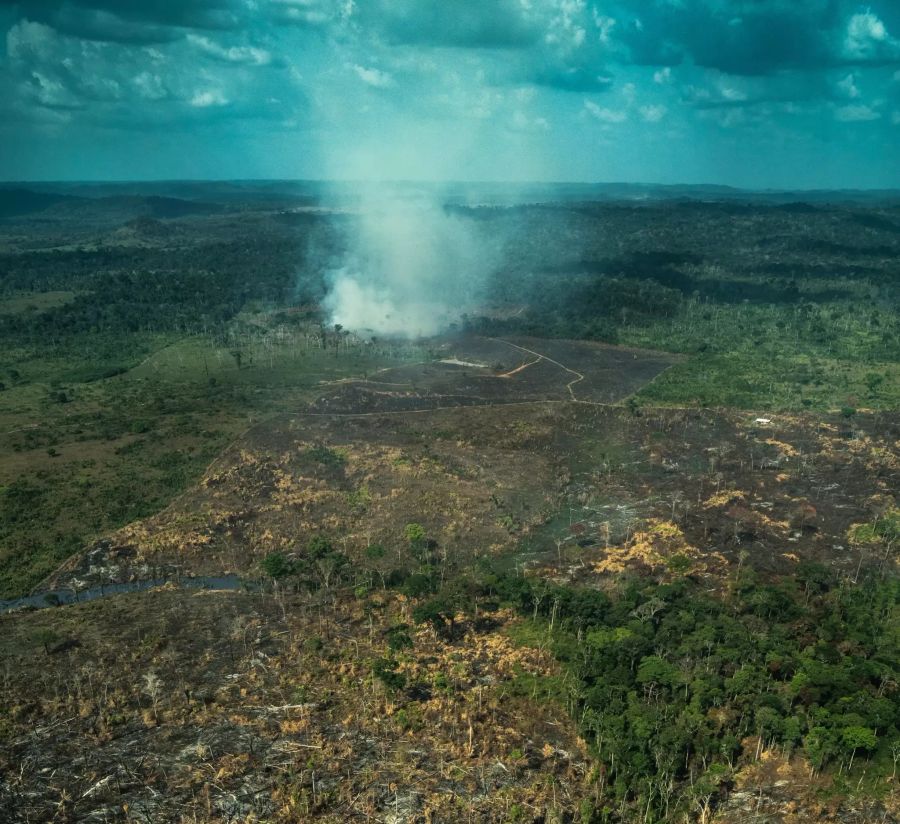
(322, 185), (498, 339)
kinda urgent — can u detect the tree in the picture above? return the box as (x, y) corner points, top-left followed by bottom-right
(841, 726), (877, 770)
(314, 550), (348, 589)
(142, 670), (164, 724)
(636, 655), (681, 697)
(803, 725), (838, 772)
(261, 551), (293, 579)
(32, 628), (59, 655)
(372, 657), (406, 692)
(404, 522), (426, 553)
(413, 595), (459, 640)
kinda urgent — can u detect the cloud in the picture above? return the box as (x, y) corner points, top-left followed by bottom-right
(25, 70), (84, 109)
(7, 20), (124, 104)
(612, 1), (900, 76)
(842, 11), (900, 62)
(679, 69), (829, 112)
(190, 89), (229, 107)
(834, 103), (880, 122)
(511, 109), (550, 132)
(2, 17), (302, 130)
(836, 72), (860, 99)
(623, 3), (830, 75)
(351, 64), (394, 88)
(639, 103), (666, 122)
(682, 78), (747, 108)
(187, 34), (273, 66)
(3, 0), (900, 185)
(584, 101), (627, 123)
(268, 0), (334, 28)
(530, 62), (614, 92)
(8, 0), (248, 43)
(133, 71), (167, 100)
(357, 0), (542, 49)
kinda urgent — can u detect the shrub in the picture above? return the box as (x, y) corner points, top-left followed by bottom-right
(261, 551), (293, 579)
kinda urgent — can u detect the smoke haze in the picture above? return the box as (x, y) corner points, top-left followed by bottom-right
(322, 186), (501, 339)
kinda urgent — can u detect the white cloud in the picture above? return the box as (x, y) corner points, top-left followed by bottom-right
(133, 71), (167, 100)
(8, 20), (65, 63)
(843, 12), (899, 61)
(7, 21), (122, 108)
(639, 104), (666, 122)
(352, 64), (394, 88)
(28, 71), (80, 109)
(835, 103), (880, 122)
(584, 101), (627, 122)
(836, 73), (859, 99)
(187, 35), (272, 66)
(511, 110), (550, 131)
(545, 0), (590, 49)
(593, 12), (616, 45)
(270, 0), (331, 26)
(653, 66), (672, 84)
(720, 85), (747, 102)
(190, 89), (229, 107)
(703, 107), (747, 128)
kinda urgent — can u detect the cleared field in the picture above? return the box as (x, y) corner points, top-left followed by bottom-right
(46, 396), (898, 595)
(45, 403), (568, 589)
(307, 334), (681, 414)
(0, 583), (590, 823)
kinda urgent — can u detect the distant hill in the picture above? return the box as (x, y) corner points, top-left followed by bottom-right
(42, 194), (225, 220)
(0, 188), (226, 222)
(0, 188), (83, 218)
(2, 180), (899, 214)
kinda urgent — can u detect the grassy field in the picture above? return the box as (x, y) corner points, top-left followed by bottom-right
(618, 297), (898, 411)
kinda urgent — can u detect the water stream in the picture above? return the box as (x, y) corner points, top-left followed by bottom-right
(0, 575), (259, 614)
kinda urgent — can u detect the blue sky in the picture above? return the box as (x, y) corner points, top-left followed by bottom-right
(1, 0), (898, 187)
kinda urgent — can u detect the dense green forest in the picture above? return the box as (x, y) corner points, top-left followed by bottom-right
(492, 569), (900, 821)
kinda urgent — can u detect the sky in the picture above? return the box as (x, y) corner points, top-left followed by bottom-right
(0, 0), (899, 188)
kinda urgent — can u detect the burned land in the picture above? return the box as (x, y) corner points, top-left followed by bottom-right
(0, 182), (898, 823)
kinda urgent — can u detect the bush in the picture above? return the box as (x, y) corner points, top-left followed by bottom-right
(261, 551), (293, 579)
(372, 657), (406, 691)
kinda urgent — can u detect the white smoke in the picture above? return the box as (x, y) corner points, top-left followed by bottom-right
(324, 269), (453, 338)
(322, 186), (497, 339)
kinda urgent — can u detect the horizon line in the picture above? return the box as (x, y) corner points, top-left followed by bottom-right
(2, 178), (900, 194)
